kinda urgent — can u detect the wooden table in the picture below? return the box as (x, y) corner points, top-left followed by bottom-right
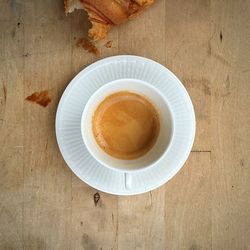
(1, 0), (249, 249)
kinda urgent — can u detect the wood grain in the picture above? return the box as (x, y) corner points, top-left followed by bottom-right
(211, 1), (250, 249)
(0, 18), (24, 249)
(165, 0), (212, 152)
(0, 0), (249, 249)
(22, 2), (73, 246)
(165, 152), (211, 250)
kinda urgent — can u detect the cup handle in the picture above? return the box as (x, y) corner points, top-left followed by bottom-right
(124, 172), (132, 190)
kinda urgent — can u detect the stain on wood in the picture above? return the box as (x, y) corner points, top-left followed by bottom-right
(188, 243), (200, 250)
(77, 38), (100, 56)
(93, 192), (100, 206)
(202, 82), (211, 96)
(211, 51), (231, 66)
(12, 30), (15, 38)
(22, 52), (30, 57)
(81, 233), (97, 250)
(240, 159), (244, 167)
(220, 31), (223, 42)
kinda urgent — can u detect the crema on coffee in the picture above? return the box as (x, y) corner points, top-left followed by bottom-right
(92, 91), (160, 160)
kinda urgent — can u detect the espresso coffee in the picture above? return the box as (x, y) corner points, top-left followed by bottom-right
(92, 91), (160, 159)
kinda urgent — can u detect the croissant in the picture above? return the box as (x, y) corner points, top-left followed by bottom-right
(64, 0), (154, 40)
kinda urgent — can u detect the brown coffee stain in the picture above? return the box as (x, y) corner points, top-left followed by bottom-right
(105, 40), (112, 48)
(93, 192), (100, 206)
(189, 244), (200, 250)
(202, 82), (211, 96)
(81, 234), (97, 250)
(25, 90), (51, 107)
(77, 38), (100, 56)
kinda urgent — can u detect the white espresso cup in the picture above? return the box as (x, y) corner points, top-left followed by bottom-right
(81, 79), (174, 187)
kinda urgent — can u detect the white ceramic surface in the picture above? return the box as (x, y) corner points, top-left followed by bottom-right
(55, 55), (196, 195)
(81, 79), (173, 172)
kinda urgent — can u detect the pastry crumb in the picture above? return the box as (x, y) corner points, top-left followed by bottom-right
(105, 40), (112, 48)
(26, 90), (51, 107)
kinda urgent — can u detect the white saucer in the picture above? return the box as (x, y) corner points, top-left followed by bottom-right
(55, 55), (195, 195)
